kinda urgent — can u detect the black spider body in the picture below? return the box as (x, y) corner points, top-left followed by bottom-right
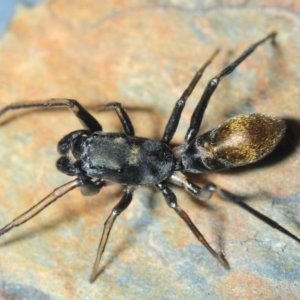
(0, 32), (299, 283)
(58, 131), (175, 186)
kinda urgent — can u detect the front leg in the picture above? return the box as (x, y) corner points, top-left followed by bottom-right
(0, 179), (83, 236)
(0, 98), (102, 132)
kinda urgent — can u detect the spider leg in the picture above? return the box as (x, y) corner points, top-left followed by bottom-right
(0, 179), (83, 237)
(162, 49), (219, 144)
(92, 102), (135, 135)
(90, 186), (134, 283)
(169, 172), (216, 201)
(185, 32), (277, 143)
(0, 98), (102, 132)
(156, 182), (229, 269)
(219, 189), (300, 244)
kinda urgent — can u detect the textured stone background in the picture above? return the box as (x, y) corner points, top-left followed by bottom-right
(0, 1), (299, 299)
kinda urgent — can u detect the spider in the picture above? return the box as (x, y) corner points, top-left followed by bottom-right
(0, 32), (299, 283)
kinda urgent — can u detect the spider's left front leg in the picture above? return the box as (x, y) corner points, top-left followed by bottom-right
(156, 182), (229, 269)
(0, 179), (83, 236)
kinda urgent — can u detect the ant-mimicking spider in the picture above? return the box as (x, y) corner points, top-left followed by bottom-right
(0, 32), (299, 282)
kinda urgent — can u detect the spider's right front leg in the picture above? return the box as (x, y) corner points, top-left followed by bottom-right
(0, 98), (102, 132)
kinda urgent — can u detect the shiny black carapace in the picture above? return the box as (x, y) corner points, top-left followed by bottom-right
(0, 32), (299, 282)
